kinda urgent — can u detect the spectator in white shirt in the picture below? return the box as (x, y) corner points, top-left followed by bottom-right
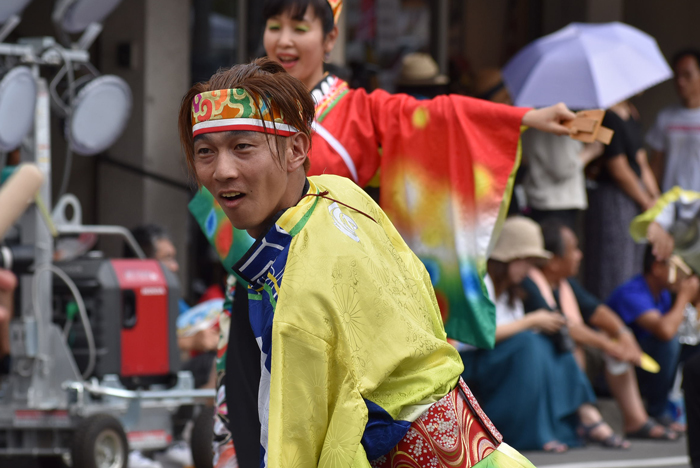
(647, 49), (700, 192)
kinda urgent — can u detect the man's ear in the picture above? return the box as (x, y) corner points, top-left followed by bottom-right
(286, 133), (310, 173)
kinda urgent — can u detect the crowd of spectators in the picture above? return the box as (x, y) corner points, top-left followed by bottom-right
(463, 47), (700, 459)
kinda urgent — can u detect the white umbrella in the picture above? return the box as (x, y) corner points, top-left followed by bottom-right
(502, 22), (673, 109)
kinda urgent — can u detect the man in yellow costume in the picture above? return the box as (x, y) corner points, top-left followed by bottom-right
(178, 58), (563, 467)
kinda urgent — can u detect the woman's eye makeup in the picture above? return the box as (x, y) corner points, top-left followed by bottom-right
(267, 21), (281, 30)
(295, 24), (310, 32)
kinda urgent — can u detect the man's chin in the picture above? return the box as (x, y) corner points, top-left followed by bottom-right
(225, 216), (262, 237)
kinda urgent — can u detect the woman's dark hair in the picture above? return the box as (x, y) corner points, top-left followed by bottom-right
(487, 259), (523, 307)
(263, 0), (335, 35)
(672, 48), (700, 71)
(540, 220), (566, 257)
(178, 57), (315, 181)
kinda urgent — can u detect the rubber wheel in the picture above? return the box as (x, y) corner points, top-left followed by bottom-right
(71, 414), (128, 468)
(191, 405), (215, 468)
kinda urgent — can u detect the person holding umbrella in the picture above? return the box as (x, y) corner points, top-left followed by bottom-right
(501, 22), (672, 301)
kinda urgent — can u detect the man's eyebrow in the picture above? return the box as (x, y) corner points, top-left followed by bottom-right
(194, 131), (259, 144)
(193, 133), (212, 144)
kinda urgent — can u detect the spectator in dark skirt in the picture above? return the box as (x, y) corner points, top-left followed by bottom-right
(584, 100), (660, 301)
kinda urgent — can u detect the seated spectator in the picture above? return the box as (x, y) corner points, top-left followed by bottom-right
(630, 187), (700, 271)
(607, 246), (700, 431)
(522, 221), (676, 440)
(129, 224), (186, 312)
(459, 217), (618, 452)
(129, 223), (217, 388)
(130, 224), (217, 468)
(0, 268), (16, 375)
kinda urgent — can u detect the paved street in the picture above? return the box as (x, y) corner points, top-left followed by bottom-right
(523, 437), (690, 468)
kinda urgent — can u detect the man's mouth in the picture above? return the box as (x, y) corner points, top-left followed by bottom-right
(220, 191), (246, 204)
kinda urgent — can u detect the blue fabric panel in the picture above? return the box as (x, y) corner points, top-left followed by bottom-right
(361, 399), (412, 460)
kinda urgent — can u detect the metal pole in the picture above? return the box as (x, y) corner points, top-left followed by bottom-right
(436, 0), (449, 75)
(237, 0), (248, 63)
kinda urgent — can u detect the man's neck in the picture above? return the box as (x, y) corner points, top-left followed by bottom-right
(542, 266), (564, 288)
(684, 96), (700, 109)
(644, 273), (665, 297)
(247, 174), (308, 240)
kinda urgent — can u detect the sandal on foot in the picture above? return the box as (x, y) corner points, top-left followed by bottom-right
(626, 420), (678, 440)
(655, 414), (686, 433)
(543, 441), (568, 453)
(579, 421), (630, 449)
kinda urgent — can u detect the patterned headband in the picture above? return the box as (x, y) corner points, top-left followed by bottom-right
(328, 0), (342, 25)
(191, 88), (299, 138)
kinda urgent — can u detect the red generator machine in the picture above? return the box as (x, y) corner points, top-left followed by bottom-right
(54, 257), (181, 387)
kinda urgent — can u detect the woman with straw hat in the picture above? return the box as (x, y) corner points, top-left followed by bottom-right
(459, 217), (623, 453)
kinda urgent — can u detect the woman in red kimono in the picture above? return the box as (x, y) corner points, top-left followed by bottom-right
(210, 2), (578, 467)
(263, 0), (575, 347)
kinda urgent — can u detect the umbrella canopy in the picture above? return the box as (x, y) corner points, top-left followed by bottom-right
(503, 22), (672, 109)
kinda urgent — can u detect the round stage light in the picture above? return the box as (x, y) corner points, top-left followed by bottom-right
(67, 75), (131, 156)
(0, 0), (33, 25)
(0, 67), (37, 152)
(53, 0), (122, 34)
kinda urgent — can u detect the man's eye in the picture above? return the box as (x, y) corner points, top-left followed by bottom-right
(196, 148), (213, 156)
(235, 143), (252, 150)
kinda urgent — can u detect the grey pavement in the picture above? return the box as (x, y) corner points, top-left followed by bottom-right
(523, 437), (689, 468)
(521, 397), (691, 468)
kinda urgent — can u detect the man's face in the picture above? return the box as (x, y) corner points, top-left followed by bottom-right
(547, 227), (582, 279)
(674, 55), (700, 107)
(560, 227), (583, 278)
(194, 131), (290, 238)
(652, 260), (672, 289)
(154, 238), (179, 273)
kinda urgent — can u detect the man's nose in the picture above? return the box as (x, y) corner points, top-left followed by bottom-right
(213, 154), (240, 181)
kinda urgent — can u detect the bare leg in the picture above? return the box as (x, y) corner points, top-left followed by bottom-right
(606, 367), (654, 432)
(578, 403), (631, 448)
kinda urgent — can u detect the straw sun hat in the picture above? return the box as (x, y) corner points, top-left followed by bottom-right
(397, 53), (449, 86)
(490, 216), (552, 263)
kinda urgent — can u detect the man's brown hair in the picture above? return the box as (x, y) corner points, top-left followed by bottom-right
(178, 57), (315, 181)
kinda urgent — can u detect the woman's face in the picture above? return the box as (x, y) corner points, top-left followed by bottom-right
(263, 7), (336, 91)
(507, 259), (533, 284)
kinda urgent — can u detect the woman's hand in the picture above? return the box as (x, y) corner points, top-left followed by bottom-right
(526, 310), (566, 333)
(522, 103), (576, 136)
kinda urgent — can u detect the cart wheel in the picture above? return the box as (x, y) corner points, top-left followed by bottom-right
(191, 405), (215, 468)
(72, 414), (128, 468)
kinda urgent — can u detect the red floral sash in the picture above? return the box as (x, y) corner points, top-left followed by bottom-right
(370, 379), (501, 468)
